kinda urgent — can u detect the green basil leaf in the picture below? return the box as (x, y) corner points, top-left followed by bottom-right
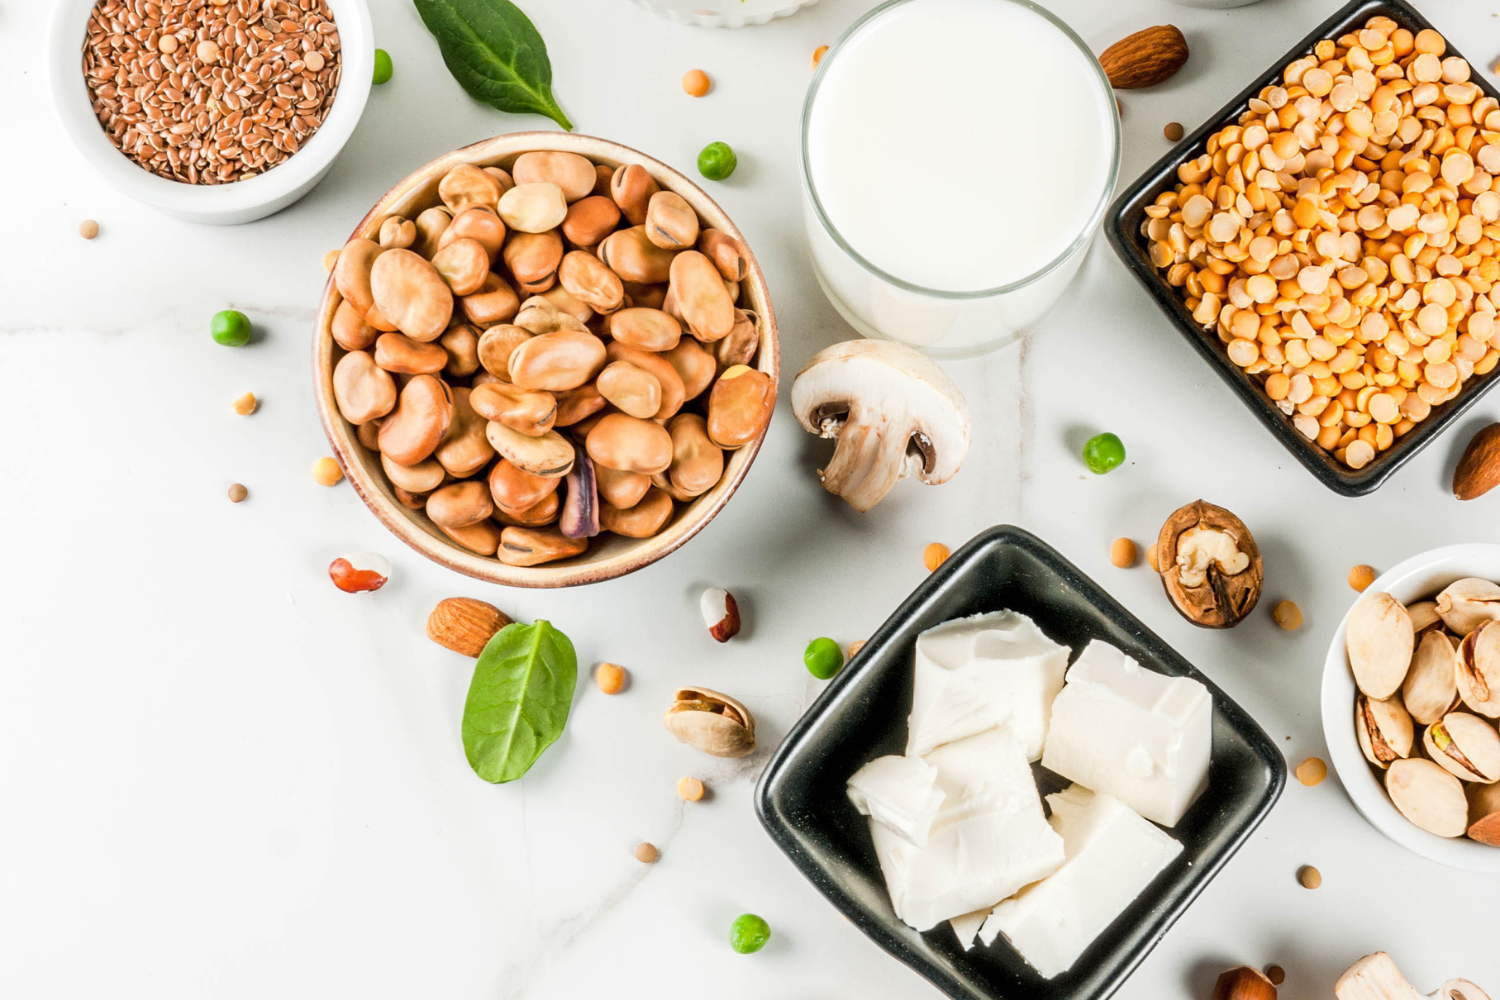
(461, 620), (578, 783)
(413, 0), (574, 132)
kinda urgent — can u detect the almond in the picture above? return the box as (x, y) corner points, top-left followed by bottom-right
(1099, 24), (1188, 90)
(1453, 422), (1500, 500)
(427, 597), (512, 657)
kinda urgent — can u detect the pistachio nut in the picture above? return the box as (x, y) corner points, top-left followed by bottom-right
(1346, 591), (1415, 699)
(1356, 693), (1414, 769)
(663, 686), (755, 757)
(1437, 578), (1500, 636)
(1408, 599), (1444, 635)
(497, 525), (588, 566)
(485, 421), (575, 478)
(644, 190), (700, 249)
(1403, 630), (1459, 725)
(1155, 501), (1263, 629)
(1423, 712), (1500, 783)
(1385, 756), (1470, 837)
(1468, 781), (1500, 844)
(1456, 621), (1500, 718)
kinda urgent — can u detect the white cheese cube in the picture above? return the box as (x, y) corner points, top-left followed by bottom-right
(1039, 639), (1211, 827)
(869, 730), (1065, 931)
(949, 909), (988, 951)
(847, 754), (945, 846)
(978, 785), (1182, 977)
(907, 610), (1070, 759)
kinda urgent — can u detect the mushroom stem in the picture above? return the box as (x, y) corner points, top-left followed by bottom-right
(819, 410), (911, 513)
(1336, 953), (1492, 1000)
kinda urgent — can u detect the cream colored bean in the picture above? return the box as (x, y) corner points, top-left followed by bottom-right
(513, 295), (584, 335)
(441, 206), (506, 262)
(431, 238), (490, 296)
(394, 487), (428, 511)
(596, 361), (662, 419)
(440, 322), (481, 377)
(600, 487), (674, 538)
(623, 280), (668, 311)
(499, 182), (568, 233)
(597, 226), (678, 284)
(610, 164), (660, 226)
(378, 216), (416, 249)
(477, 324), (532, 379)
(512, 151), (596, 202)
(585, 413), (674, 475)
(562, 195), (621, 247)
(698, 229), (748, 282)
(667, 413), (724, 497)
(606, 341), (687, 418)
(483, 166), (515, 194)
(363, 302), (398, 333)
(440, 519), (504, 556)
(645, 191), (700, 249)
(439, 163), (504, 212)
(460, 273), (521, 327)
(539, 284), (594, 325)
(370, 249), (455, 343)
(426, 480), (494, 529)
(508, 328), (608, 391)
(357, 419), (382, 451)
(595, 465), (651, 509)
(378, 374), (454, 466)
(471, 380), (558, 437)
(434, 386), (494, 477)
(559, 250), (626, 312)
(494, 490), (561, 528)
(669, 250), (735, 342)
(382, 452), (446, 493)
(488, 458), (561, 515)
(414, 206), (453, 259)
(606, 307), (682, 351)
(707, 365), (774, 449)
(486, 421), (575, 477)
(664, 338), (717, 400)
(504, 229), (564, 288)
(332, 349), (397, 425)
(331, 299), (378, 351)
(498, 526), (588, 566)
(554, 383), (607, 426)
(713, 309), (759, 370)
(374, 332), (449, 375)
(334, 238), (383, 315)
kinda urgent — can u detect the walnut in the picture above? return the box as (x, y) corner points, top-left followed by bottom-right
(1156, 500), (1263, 629)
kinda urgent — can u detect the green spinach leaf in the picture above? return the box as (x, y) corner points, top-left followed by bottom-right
(461, 620), (577, 783)
(413, 0), (573, 131)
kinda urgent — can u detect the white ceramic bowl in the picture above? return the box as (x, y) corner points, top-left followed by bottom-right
(48, 0), (372, 225)
(628, 0), (820, 28)
(1321, 544), (1500, 871)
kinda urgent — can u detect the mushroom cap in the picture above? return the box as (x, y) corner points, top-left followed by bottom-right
(791, 340), (971, 485)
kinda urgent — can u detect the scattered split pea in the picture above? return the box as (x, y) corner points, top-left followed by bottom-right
(227, 483), (248, 503)
(231, 392), (258, 416)
(847, 639), (867, 659)
(1273, 599), (1303, 630)
(1348, 564), (1377, 592)
(1297, 865), (1322, 889)
(924, 542), (950, 572)
(682, 69), (711, 97)
(1109, 538), (1137, 568)
(634, 842), (659, 863)
(595, 662), (628, 694)
(311, 456), (343, 486)
(1295, 756), (1327, 786)
(78, 219), (100, 240)
(812, 45), (828, 69)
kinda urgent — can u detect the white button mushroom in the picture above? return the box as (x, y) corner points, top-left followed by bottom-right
(790, 341), (970, 512)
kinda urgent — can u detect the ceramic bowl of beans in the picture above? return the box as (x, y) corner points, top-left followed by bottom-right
(312, 132), (780, 588)
(48, 0), (372, 225)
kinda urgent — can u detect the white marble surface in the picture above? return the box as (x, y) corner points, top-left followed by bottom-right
(4, 0), (1499, 997)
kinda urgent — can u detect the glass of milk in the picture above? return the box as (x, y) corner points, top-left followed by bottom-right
(801, 0), (1120, 357)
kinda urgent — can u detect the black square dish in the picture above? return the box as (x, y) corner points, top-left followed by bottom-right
(1105, 0), (1500, 496)
(755, 527), (1285, 1000)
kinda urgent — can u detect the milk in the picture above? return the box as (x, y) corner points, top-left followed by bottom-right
(802, 0), (1118, 355)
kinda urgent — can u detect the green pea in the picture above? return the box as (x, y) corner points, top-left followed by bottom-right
(1082, 432), (1126, 475)
(729, 913), (770, 954)
(803, 637), (844, 680)
(211, 309), (252, 347)
(373, 48), (393, 85)
(697, 141), (737, 181)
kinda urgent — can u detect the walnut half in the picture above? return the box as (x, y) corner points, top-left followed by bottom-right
(1156, 500), (1263, 629)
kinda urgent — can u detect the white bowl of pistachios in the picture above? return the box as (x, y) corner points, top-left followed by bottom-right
(1322, 544), (1500, 871)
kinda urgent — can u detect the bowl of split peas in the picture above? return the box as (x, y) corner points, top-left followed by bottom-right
(312, 132), (779, 587)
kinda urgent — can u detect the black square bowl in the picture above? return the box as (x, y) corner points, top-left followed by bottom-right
(1105, 0), (1500, 497)
(755, 527), (1285, 1000)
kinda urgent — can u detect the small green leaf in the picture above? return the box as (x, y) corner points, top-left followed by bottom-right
(461, 620), (578, 783)
(413, 0), (574, 131)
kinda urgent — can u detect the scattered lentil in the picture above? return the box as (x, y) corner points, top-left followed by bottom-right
(812, 45), (828, 69)
(1298, 864), (1322, 889)
(1273, 599), (1304, 629)
(311, 456), (343, 486)
(847, 639), (867, 659)
(227, 482), (248, 503)
(1296, 756), (1328, 786)
(1164, 121), (1185, 141)
(1266, 966), (1287, 986)
(634, 842), (659, 863)
(677, 776), (705, 801)
(83, 0), (342, 184)
(682, 69), (711, 97)
(231, 391), (258, 415)
(595, 662), (627, 695)
(923, 542), (950, 572)
(1109, 537), (1138, 568)
(1349, 564), (1377, 591)
(78, 219), (100, 240)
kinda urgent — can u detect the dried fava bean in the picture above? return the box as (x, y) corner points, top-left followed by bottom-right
(611, 164), (660, 226)
(504, 230), (565, 291)
(472, 381), (558, 437)
(497, 526), (589, 566)
(667, 414), (725, 496)
(714, 310), (759, 370)
(374, 332), (449, 375)
(664, 338), (718, 400)
(586, 413), (674, 475)
(334, 350), (398, 425)
(329, 552), (390, 593)
(646, 191), (700, 249)
(383, 453), (446, 493)
(498, 182), (569, 233)
(312, 456), (344, 487)
(440, 323), (482, 377)
(559, 250), (626, 312)
(495, 491), (561, 527)
(606, 307), (682, 352)
(435, 389), (494, 477)
(431, 238), (491, 296)
(1109, 538), (1137, 568)
(231, 392), (258, 416)
(1273, 600), (1303, 630)
(562, 195), (622, 248)
(335, 239), (384, 315)
(596, 662), (628, 694)
(440, 518), (504, 556)
(596, 362), (663, 419)
(487, 422), (576, 478)
(682, 69), (711, 97)
(1349, 565), (1378, 593)
(596, 466), (651, 509)
(461, 273), (522, 327)
(670, 250), (736, 341)
(442, 206), (506, 261)
(379, 216), (416, 249)
(540, 284), (594, 325)
(600, 487), (675, 537)
(439, 164), (504, 212)
(227, 483), (248, 503)
(559, 448), (600, 538)
(514, 295), (585, 335)
(370, 249), (455, 343)
(477, 324), (532, 380)
(706, 365), (774, 448)
(1295, 756), (1327, 786)
(414, 207), (454, 258)
(607, 342), (688, 418)
(484, 167), (516, 195)
(427, 480), (494, 528)
(332, 300), (378, 351)
(554, 383), (608, 427)
(698, 229), (749, 282)
(513, 151), (597, 203)
(489, 459), (562, 514)
(924, 543), (950, 572)
(623, 280), (668, 310)
(509, 328), (609, 391)
(598, 226), (679, 284)
(378, 375), (455, 466)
